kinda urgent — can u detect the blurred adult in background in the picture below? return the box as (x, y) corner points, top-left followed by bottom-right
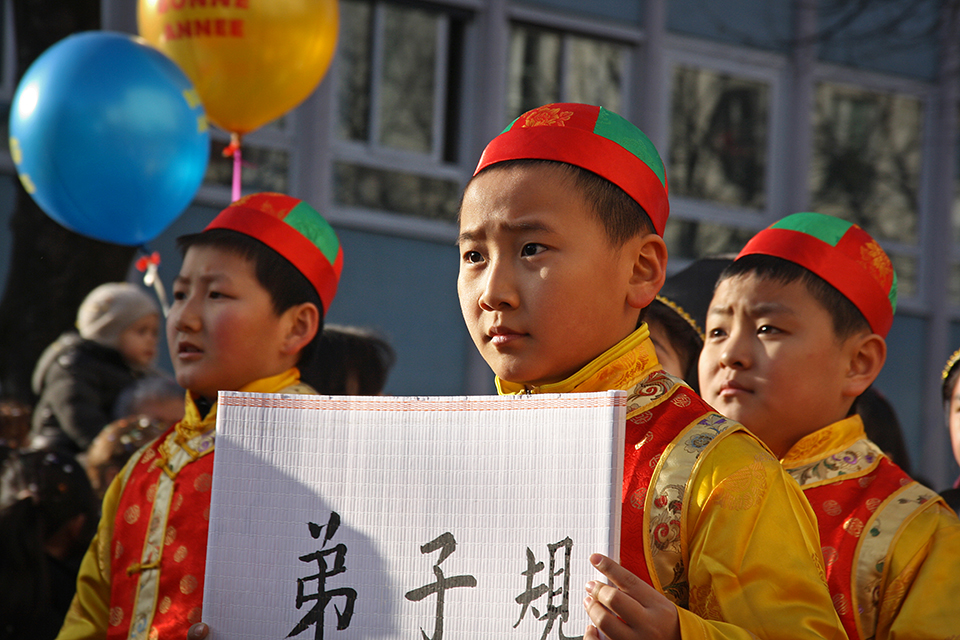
(302, 324), (396, 395)
(0, 449), (99, 640)
(29, 283), (160, 455)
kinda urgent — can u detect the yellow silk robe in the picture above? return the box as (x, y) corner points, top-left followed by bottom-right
(783, 416), (960, 639)
(498, 325), (847, 640)
(57, 369), (314, 640)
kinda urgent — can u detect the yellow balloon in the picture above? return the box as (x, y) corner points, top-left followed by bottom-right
(137, 0), (338, 136)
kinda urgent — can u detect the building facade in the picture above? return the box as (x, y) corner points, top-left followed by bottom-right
(0, 0), (957, 487)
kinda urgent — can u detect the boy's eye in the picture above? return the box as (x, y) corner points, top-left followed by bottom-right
(172, 290), (186, 301)
(463, 250), (483, 264)
(520, 243), (545, 257)
(757, 325), (781, 335)
(707, 327), (726, 339)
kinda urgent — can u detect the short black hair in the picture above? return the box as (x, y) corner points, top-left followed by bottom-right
(301, 325), (396, 395)
(645, 299), (703, 392)
(176, 228), (324, 365)
(467, 159), (656, 245)
(719, 254), (870, 341)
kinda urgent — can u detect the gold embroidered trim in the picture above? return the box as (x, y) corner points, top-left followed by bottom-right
(855, 482), (938, 640)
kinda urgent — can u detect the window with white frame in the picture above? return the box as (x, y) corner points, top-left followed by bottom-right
(332, 0), (468, 223)
(505, 22), (628, 122)
(810, 81), (924, 297)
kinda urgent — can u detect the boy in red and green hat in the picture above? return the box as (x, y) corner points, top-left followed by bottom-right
(58, 192), (343, 640)
(459, 104), (845, 639)
(699, 211), (960, 639)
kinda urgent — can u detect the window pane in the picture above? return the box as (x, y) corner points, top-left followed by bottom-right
(949, 263), (960, 307)
(377, 5), (439, 153)
(810, 82), (923, 245)
(662, 219), (755, 262)
(565, 35), (626, 113)
(334, 162), (461, 222)
(337, 0), (373, 142)
(506, 25), (561, 120)
(669, 66), (769, 210)
(206, 140), (289, 193)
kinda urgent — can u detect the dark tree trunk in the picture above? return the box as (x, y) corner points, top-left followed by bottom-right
(0, 0), (136, 404)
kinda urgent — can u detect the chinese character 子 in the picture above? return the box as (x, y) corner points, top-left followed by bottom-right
(404, 532), (478, 640)
(514, 537), (582, 640)
(287, 512), (357, 640)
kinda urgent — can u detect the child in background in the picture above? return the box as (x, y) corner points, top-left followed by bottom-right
(29, 283), (160, 455)
(301, 324), (396, 395)
(939, 349), (960, 511)
(56, 192), (343, 640)
(84, 376), (185, 500)
(698, 212), (960, 639)
(0, 449), (100, 640)
(646, 255), (732, 392)
(458, 103), (844, 639)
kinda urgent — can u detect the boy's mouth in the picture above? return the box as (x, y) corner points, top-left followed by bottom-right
(718, 379), (750, 397)
(177, 342), (203, 357)
(488, 325), (525, 347)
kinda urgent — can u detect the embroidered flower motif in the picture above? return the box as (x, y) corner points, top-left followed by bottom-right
(164, 525), (177, 546)
(832, 592), (850, 615)
(713, 457), (767, 510)
(630, 487), (647, 510)
(634, 430), (654, 450)
(158, 596), (172, 614)
(844, 517), (864, 537)
(859, 474), (876, 488)
(821, 546), (838, 568)
(180, 574), (199, 595)
(124, 504), (140, 524)
(114, 540), (124, 560)
(866, 497), (881, 512)
(822, 500), (842, 517)
(684, 432), (714, 454)
(194, 472), (213, 492)
(520, 106), (574, 128)
(635, 411), (653, 425)
(672, 394), (692, 408)
(174, 545), (188, 562)
(109, 606), (125, 627)
(860, 239), (893, 291)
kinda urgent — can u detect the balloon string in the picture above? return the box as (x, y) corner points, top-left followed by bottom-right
(223, 132), (242, 202)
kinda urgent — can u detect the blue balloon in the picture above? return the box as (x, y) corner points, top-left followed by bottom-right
(9, 31), (209, 246)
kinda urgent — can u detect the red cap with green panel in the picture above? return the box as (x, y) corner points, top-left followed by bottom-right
(736, 212), (897, 337)
(474, 103), (670, 235)
(204, 192), (343, 314)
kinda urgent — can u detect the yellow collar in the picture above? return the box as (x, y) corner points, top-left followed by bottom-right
(496, 324), (660, 395)
(780, 414), (866, 466)
(178, 367), (302, 439)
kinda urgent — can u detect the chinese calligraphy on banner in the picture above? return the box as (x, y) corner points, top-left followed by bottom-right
(203, 391), (626, 639)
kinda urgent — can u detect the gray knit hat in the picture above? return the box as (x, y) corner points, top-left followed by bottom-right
(76, 283), (159, 349)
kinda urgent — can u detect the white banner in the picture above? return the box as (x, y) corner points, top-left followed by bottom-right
(203, 391), (625, 640)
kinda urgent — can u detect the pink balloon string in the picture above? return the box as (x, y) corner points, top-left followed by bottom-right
(232, 143), (242, 202)
(223, 132), (242, 202)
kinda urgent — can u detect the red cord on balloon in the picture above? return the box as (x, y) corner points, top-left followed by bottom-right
(222, 132), (242, 202)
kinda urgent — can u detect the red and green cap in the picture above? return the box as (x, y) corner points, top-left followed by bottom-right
(474, 103), (669, 235)
(737, 212), (897, 337)
(204, 192), (343, 314)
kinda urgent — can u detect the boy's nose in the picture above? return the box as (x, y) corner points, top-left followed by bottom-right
(478, 262), (519, 311)
(718, 330), (751, 369)
(170, 298), (201, 333)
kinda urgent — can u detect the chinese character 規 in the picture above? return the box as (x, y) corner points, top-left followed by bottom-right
(514, 537), (582, 640)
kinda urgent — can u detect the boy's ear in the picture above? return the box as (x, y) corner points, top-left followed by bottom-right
(281, 302), (321, 356)
(625, 233), (668, 310)
(843, 333), (886, 398)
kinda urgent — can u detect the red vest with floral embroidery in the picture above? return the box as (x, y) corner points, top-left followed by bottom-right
(618, 371), (742, 606)
(106, 423), (215, 640)
(799, 450), (937, 640)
